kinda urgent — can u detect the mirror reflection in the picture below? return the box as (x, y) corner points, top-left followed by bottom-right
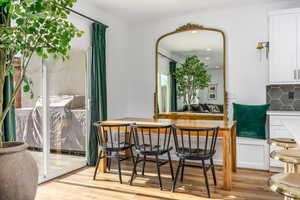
(157, 30), (224, 114)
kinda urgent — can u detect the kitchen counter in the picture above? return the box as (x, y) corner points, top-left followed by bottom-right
(267, 111), (300, 116)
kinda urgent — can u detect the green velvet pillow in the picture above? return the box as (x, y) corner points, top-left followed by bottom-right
(233, 103), (270, 139)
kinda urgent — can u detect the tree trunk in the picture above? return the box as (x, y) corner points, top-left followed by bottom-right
(13, 58), (22, 108)
(187, 104), (192, 112)
(0, 49), (6, 147)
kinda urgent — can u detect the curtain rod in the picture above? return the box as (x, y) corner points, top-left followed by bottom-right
(158, 52), (182, 64)
(65, 7), (108, 28)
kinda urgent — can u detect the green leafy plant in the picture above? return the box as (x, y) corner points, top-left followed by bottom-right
(174, 55), (211, 110)
(0, 0), (84, 147)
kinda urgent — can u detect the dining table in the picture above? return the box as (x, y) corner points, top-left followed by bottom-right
(97, 117), (237, 191)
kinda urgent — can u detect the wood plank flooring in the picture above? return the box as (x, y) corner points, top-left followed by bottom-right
(36, 160), (282, 200)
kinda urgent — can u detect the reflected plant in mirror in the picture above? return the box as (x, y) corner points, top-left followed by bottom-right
(174, 55), (211, 111)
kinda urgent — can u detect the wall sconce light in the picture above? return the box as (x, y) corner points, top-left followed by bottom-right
(256, 41), (269, 60)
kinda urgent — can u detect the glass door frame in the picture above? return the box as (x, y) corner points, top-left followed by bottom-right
(38, 49), (90, 183)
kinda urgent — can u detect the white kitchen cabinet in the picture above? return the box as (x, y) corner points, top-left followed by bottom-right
(269, 9), (300, 84)
(268, 111), (300, 170)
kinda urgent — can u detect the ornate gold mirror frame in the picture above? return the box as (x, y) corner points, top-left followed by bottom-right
(154, 23), (228, 121)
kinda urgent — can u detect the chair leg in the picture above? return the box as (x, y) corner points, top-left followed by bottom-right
(107, 152), (112, 171)
(108, 157), (111, 171)
(142, 155), (146, 176)
(93, 151), (102, 180)
(155, 155), (163, 190)
(106, 157), (109, 167)
(129, 154), (139, 186)
(167, 151), (174, 180)
(210, 158), (217, 186)
(130, 147), (137, 175)
(202, 160), (211, 198)
(117, 154), (122, 184)
(180, 159), (185, 182)
(171, 158), (182, 192)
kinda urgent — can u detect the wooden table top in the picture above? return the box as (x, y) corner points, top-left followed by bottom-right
(100, 117), (236, 131)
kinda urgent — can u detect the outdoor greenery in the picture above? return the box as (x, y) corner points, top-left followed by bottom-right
(0, 0), (83, 147)
(174, 55), (211, 110)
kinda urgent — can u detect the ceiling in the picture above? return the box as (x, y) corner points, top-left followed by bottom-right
(159, 31), (223, 52)
(84, 0), (291, 22)
(159, 30), (223, 69)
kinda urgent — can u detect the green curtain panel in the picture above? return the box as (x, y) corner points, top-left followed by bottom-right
(3, 75), (16, 142)
(0, 3), (7, 24)
(87, 23), (108, 166)
(1, 4), (16, 142)
(233, 103), (270, 139)
(169, 61), (177, 112)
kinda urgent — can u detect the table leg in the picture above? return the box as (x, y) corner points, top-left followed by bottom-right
(231, 125), (237, 172)
(98, 151), (107, 173)
(125, 149), (132, 160)
(284, 163), (289, 173)
(125, 131), (132, 160)
(125, 132), (132, 160)
(222, 130), (232, 191)
(295, 164), (298, 173)
(290, 164), (298, 173)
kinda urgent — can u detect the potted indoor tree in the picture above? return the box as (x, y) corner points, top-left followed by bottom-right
(174, 55), (211, 111)
(0, 0), (83, 199)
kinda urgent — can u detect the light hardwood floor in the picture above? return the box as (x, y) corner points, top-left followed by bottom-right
(36, 160), (282, 200)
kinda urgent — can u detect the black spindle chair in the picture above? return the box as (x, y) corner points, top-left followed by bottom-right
(171, 126), (219, 198)
(93, 122), (135, 184)
(129, 124), (174, 190)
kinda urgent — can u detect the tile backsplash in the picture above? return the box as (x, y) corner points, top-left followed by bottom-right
(267, 84), (300, 111)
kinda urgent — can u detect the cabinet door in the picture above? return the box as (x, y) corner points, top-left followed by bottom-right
(297, 15), (300, 80)
(269, 14), (297, 83)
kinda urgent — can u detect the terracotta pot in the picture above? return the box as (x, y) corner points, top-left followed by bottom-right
(0, 142), (38, 200)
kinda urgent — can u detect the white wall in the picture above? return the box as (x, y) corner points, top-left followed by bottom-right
(23, 50), (86, 108)
(125, 1), (300, 118)
(71, 1), (130, 119)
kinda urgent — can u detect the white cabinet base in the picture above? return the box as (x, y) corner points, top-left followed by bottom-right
(162, 137), (270, 170)
(236, 138), (269, 170)
(213, 138), (269, 170)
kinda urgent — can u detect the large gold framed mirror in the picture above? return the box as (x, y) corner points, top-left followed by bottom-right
(154, 24), (227, 120)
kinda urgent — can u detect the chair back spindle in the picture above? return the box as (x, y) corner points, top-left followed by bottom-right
(131, 124), (173, 155)
(172, 126), (219, 159)
(94, 122), (133, 153)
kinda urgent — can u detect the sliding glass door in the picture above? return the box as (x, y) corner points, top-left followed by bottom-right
(15, 54), (45, 181)
(46, 49), (88, 178)
(15, 49), (89, 182)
